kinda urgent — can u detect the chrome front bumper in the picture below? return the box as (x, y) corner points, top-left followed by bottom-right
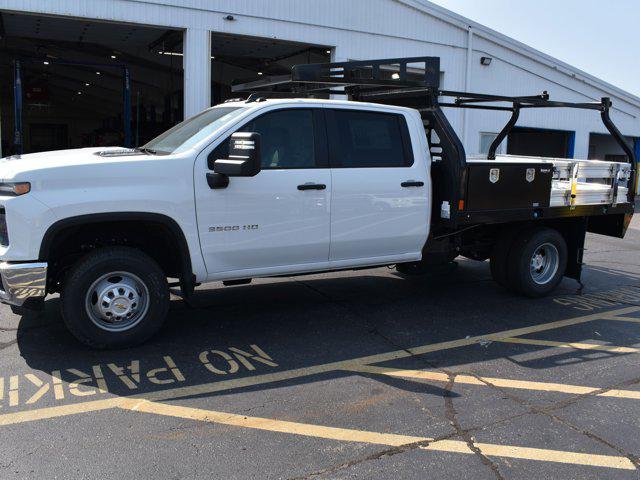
(0, 262), (47, 307)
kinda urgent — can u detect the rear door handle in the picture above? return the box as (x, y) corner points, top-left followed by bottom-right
(297, 183), (327, 191)
(401, 180), (424, 188)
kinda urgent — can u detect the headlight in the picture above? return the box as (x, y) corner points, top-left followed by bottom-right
(0, 182), (30, 196)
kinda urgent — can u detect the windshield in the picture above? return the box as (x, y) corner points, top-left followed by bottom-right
(142, 106), (246, 154)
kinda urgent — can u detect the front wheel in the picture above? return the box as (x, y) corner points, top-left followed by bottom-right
(507, 227), (567, 298)
(61, 247), (169, 349)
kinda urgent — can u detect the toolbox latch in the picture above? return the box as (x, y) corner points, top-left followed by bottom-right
(526, 168), (535, 183)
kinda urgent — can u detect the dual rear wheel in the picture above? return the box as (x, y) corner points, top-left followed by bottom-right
(490, 227), (567, 297)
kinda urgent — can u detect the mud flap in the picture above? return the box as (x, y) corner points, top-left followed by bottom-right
(564, 218), (587, 282)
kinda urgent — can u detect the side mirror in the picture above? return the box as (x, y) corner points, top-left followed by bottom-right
(213, 132), (261, 177)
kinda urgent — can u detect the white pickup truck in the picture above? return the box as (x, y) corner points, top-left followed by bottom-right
(0, 57), (635, 348)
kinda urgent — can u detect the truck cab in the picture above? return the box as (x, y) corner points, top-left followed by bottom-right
(0, 98), (432, 348)
(193, 99), (430, 280)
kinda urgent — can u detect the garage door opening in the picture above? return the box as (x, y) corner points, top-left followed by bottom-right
(507, 127), (575, 158)
(209, 32), (331, 104)
(588, 133), (636, 162)
(0, 12), (183, 155)
(0, 14), (332, 156)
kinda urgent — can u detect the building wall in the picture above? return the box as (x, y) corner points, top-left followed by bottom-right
(467, 35), (639, 159)
(0, 0), (638, 158)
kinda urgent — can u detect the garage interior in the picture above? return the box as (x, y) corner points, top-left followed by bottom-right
(506, 127), (575, 158)
(505, 128), (639, 163)
(0, 12), (330, 156)
(209, 32), (330, 106)
(588, 132), (638, 162)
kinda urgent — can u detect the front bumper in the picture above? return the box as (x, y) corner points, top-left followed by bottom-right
(0, 261), (47, 307)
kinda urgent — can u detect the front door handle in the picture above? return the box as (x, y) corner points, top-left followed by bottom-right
(401, 180), (424, 188)
(297, 183), (327, 191)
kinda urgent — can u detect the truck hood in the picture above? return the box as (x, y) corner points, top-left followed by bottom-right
(0, 147), (149, 180)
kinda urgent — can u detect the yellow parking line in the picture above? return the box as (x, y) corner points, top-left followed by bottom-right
(348, 364), (640, 399)
(1, 305), (639, 427)
(444, 441), (634, 470)
(116, 306), (640, 406)
(0, 398), (123, 427)
(495, 337), (639, 353)
(605, 316), (640, 324)
(119, 399), (635, 470)
(120, 398), (429, 446)
(339, 305), (640, 367)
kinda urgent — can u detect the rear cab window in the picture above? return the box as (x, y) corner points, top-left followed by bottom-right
(325, 109), (414, 168)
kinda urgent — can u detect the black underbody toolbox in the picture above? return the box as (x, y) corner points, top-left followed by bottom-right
(464, 162), (552, 211)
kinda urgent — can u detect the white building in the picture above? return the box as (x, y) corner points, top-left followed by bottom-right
(0, 0), (638, 162)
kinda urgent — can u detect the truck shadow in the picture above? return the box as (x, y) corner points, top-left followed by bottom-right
(13, 260), (640, 402)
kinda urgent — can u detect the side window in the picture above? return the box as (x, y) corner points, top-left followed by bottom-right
(210, 109), (316, 169)
(330, 110), (411, 168)
(247, 109), (315, 169)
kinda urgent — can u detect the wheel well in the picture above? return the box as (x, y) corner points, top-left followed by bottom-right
(40, 214), (193, 294)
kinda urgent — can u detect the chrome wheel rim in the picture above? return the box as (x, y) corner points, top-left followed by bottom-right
(85, 271), (149, 332)
(529, 243), (559, 285)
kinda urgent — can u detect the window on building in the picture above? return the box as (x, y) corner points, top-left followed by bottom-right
(479, 132), (505, 156)
(330, 110), (410, 168)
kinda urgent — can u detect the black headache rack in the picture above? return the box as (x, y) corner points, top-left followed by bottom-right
(232, 57), (636, 234)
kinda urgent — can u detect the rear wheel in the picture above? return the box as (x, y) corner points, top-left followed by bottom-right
(506, 227), (567, 297)
(61, 247), (169, 349)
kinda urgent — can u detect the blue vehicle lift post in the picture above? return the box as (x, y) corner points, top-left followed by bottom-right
(13, 60), (23, 155)
(123, 66), (131, 147)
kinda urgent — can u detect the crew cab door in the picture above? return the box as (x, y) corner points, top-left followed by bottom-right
(325, 108), (429, 265)
(195, 107), (331, 279)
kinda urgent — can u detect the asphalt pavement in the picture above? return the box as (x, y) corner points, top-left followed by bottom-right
(1, 219), (640, 479)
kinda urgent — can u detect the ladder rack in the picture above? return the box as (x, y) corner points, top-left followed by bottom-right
(231, 56), (636, 206)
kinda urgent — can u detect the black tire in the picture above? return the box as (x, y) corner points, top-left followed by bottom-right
(61, 247), (169, 349)
(489, 228), (519, 289)
(506, 227), (567, 298)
